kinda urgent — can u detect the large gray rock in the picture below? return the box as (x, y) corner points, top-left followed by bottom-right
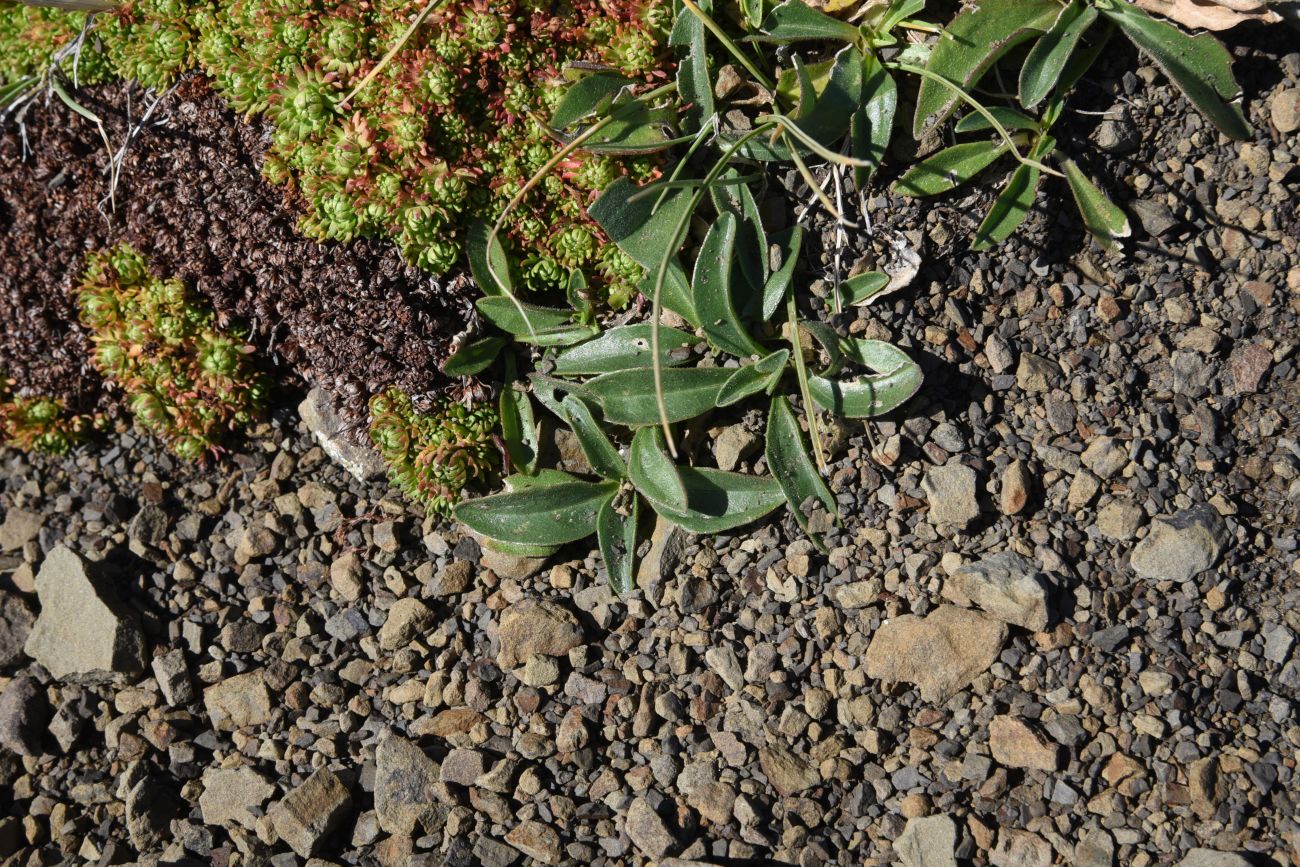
(624, 797), (677, 859)
(1130, 504), (1228, 582)
(268, 768), (352, 857)
(0, 676), (47, 756)
(864, 605), (1006, 701)
(0, 591), (35, 667)
(895, 814), (958, 867)
(496, 599), (583, 668)
(0, 509), (42, 552)
(199, 766), (275, 829)
(922, 462), (980, 530)
(24, 546), (145, 681)
(945, 552), (1051, 631)
(374, 730), (441, 836)
(298, 387), (386, 482)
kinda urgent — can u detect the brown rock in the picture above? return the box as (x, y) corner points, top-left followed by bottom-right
(1000, 459), (1031, 515)
(863, 606), (1006, 701)
(496, 599), (583, 668)
(268, 768), (352, 857)
(506, 820), (561, 865)
(758, 745), (819, 796)
(988, 716), (1062, 771)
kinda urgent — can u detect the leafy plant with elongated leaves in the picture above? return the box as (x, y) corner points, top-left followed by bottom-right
(0, 373), (95, 455)
(897, 0), (1250, 250)
(449, 0), (1252, 590)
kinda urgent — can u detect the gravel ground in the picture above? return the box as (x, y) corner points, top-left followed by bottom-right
(1, 25), (1299, 867)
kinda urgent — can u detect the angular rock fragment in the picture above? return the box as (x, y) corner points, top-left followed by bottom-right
(268, 768), (352, 857)
(24, 546), (145, 681)
(864, 606), (1006, 701)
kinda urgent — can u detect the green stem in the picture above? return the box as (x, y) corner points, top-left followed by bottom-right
(888, 61), (1065, 179)
(786, 301), (826, 471)
(680, 0), (776, 94)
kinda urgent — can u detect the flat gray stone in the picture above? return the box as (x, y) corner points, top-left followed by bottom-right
(268, 768), (352, 857)
(0, 590), (35, 667)
(1130, 504), (1228, 582)
(204, 670), (273, 731)
(625, 797), (676, 859)
(945, 552), (1051, 631)
(895, 814), (958, 867)
(922, 462), (980, 530)
(199, 766), (275, 830)
(374, 729), (441, 836)
(0, 676), (47, 756)
(1174, 851), (1253, 867)
(0, 509), (42, 552)
(298, 387), (386, 482)
(496, 599), (583, 668)
(24, 546), (145, 682)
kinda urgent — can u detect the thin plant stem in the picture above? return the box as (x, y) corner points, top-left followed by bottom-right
(786, 295), (827, 471)
(343, 0), (450, 105)
(680, 0), (776, 94)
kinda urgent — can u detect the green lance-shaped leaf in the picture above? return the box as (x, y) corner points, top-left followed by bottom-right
(504, 469), (580, 491)
(791, 44), (865, 150)
(717, 349), (790, 407)
(552, 71), (636, 130)
(590, 178), (697, 325)
(895, 140), (1011, 197)
(650, 467), (786, 534)
(466, 220), (514, 297)
(584, 366), (732, 427)
(839, 271), (890, 307)
(597, 492), (639, 595)
(850, 53), (896, 189)
(670, 0), (714, 131)
(454, 479), (618, 547)
(551, 324), (696, 376)
(710, 168), (768, 294)
(766, 395), (838, 546)
(628, 426), (688, 512)
(1062, 159), (1131, 252)
(443, 336), (507, 376)
(559, 395), (627, 480)
(1019, 0), (1099, 110)
(752, 0), (862, 43)
(693, 212), (766, 359)
(1098, 0), (1249, 140)
(808, 340), (923, 417)
(579, 94), (686, 155)
(761, 227), (803, 322)
(953, 106), (1039, 135)
(913, 0), (1060, 137)
(500, 381), (539, 475)
(970, 136), (1054, 250)
(740, 0), (763, 30)
(476, 298), (597, 346)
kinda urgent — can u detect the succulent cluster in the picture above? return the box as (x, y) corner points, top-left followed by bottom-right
(2, 0), (671, 304)
(368, 387), (498, 515)
(0, 373), (92, 455)
(0, 4), (112, 95)
(78, 243), (266, 460)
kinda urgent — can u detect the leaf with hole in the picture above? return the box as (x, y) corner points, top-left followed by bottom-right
(597, 493), (639, 595)
(628, 426), (688, 511)
(443, 336), (506, 377)
(912, 0), (1060, 137)
(560, 395), (626, 480)
(650, 468), (786, 534)
(717, 350), (790, 407)
(766, 395), (838, 547)
(693, 212), (766, 359)
(551, 324), (695, 376)
(583, 367), (732, 426)
(454, 479), (617, 547)
(1019, 0), (1099, 110)
(753, 0), (862, 43)
(590, 178), (697, 324)
(1099, 0), (1248, 140)
(1062, 159), (1130, 252)
(895, 140), (1011, 197)
(579, 93), (686, 155)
